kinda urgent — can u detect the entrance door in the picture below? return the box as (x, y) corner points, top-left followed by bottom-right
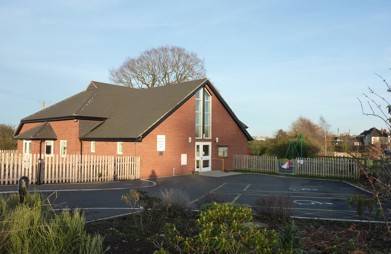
(195, 142), (211, 172)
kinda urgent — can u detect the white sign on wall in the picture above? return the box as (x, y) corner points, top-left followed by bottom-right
(157, 135), (166, 152)
(181, 154), (187, 166)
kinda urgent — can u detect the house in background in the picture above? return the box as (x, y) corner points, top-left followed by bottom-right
(14, 79), (252, 179)
(358, 127), (389, 147)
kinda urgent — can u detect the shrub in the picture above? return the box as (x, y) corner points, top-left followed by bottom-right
(278, 220), (302, 253)
(159, 188), (191, 210)
(0, 193), (104, 254)
(255, 195), (292, 221)
(348, 195), (378, 220)
(122, 189), (141, 208)
(156, 203), (279, 254)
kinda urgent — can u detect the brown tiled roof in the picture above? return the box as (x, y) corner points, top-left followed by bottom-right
(16, 79), (252, 141)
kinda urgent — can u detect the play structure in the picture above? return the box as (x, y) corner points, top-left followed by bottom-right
(280, 134), (305, 170)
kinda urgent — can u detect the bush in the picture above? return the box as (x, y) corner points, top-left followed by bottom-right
(279, 221), (302, 254)
(348, 195), (379, 220)
(0, 193), (103, 254)
(156, 203), (279, 254)
(160, 188), (191, 210)
(255, 195), (292, 221)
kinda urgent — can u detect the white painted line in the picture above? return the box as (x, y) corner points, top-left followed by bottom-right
(243, 184), (251, 191)
(342, 181), (372, 194)
(0, 180), (157, 194)
(53, 207), (143, 211)
(215, 192), (349, 200)
(290, 215), (386, 224)
(249, 205), (357, 213)
(231, 193), (242, 204)
(210, 183), (227, 193)
(86, 210), (142, 224)
(293, 200), (333, 206)
(189, 183), (227, 204)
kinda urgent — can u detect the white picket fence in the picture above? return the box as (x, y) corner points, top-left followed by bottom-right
(233, 154), (360, 179)
(234, 155), (279, 174)
(0, 152), (140, 185)
(0, 150), (18, 154)
(294, 157), (359, 179)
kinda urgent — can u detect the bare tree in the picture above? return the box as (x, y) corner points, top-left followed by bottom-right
(289, 117), (324, 150)
(357, 71), (391, 233)
(110, 46), (206, 88)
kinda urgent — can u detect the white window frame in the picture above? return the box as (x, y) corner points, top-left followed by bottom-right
(218, 146), (228, 158)
(195, 90), (203, 139)
(91, 141), (96, 153)
(195, 88), (212, 139)
(45, 140), (54, 156)
(157, 135), (166, 152)
(23, 140), (32, 154)
(203, 89), (212, 139)
(60, 140), (67, 157)
(117, 142), (123, 155)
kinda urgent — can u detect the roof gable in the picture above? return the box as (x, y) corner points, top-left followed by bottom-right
(15, 122), (57, 140)
(16, 78), (252, 141)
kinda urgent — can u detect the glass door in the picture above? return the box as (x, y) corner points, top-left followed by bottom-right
(195, 142), (211, 172)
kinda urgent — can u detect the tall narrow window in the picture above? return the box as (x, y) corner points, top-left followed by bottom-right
(195, 90), (203, 138)
(45, 141), (54, 156)
(117, 142), (123, 155)
(195, 88), (212, 139)
(91, 141), (96, 153)
(203, 90), (211, 138)
(23, 140), (31, 154)
(60, 140), (67, 157)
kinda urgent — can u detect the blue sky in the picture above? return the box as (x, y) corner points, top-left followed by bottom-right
(1, 0), (391, 136)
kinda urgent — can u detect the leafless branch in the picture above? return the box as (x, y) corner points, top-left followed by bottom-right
(110, 46), (206, 88)
(375, 72), (391, 91)
(357, 97), (391, 128)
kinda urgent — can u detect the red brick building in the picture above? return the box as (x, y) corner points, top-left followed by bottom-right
(14, 79), (252, 178)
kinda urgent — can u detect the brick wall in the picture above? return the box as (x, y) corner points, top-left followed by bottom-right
(17, 120), (81, 155)
(16, 84), (250, 179)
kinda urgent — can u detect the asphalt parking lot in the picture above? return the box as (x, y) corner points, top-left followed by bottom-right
(0, 173), (387, 223)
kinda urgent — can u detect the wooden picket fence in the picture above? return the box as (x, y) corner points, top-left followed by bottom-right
(0, 152), (140, 185)
(234, 154), (360, 179)
(234, 155), (279, 174)
(294, 157), (359, 179)
(0, 150), (17, 154)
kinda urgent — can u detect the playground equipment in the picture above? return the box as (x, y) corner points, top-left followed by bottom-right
(280, 134), (305, 170)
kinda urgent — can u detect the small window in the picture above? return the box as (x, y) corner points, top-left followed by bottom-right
(60, 140), (67, 157)
(23, 140), (31, 154)
(218, 146), (228, 158)
(117, 142), (123, 155)
(91, 141), (96, 153)
(45, 141), (54, 156)
(157, 135), (166, 152)
(181, 154), (187, 166)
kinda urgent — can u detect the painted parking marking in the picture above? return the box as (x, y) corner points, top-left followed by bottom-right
(211, 192), (348, 200)
(243, 184), (251, 191)
(289, 187), (319, 192)
(53, 207), (142, 211)
(189, 183), (227, 204)
(210, 183), (227, 193)
(293, 200), (333, 206)
(231, 184), (251, 204)
(216, 189), (357, 198)
(0, 179), (157, 194)
(231, 194), (242, 204)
